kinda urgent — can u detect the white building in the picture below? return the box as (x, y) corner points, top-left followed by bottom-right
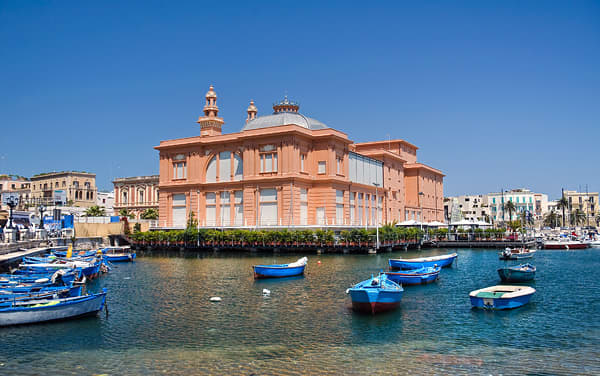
(96, 191), (115, 215)
(444, 195), (490, 222)
(485, 189), (548, 222)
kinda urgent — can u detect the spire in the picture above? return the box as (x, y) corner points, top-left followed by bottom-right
(197, 84), (224, 136)
(246, 100), (257, 123)
(272, 95), (299, 114)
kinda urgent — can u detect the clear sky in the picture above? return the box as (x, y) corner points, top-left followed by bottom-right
(1, 1), (599, 198)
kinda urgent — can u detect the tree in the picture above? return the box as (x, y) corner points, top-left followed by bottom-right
(187, 211), (197, 229)
(570, 209), (586, 227)
(503, 201), (516, 221)
(556, 195), (569, 227)
(141, 208), (159, 220)
(119, 208), (135, 219)
(85, 205), (105, 217)
(544, 210), (559, 228)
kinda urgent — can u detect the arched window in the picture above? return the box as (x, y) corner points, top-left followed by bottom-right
(138, 189), (144, 203)
(122, 191), (128, 204)
(206, 156), (217, 183)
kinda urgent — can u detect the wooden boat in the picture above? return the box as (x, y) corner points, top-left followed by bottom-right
(253, 257), (307, 279)
(543, 240), (589, 249)
(497, 263), (536, 282)
(0, 269), (78, 286)
(18, 259), (102, 279)
(389, 253), (457, 270)
(102, 246), (136, 262)
(385, 266), (441, 285)
(0, 289), (107, 326)
(498, 248), (536, 260)
(347, 273), (403, 314)
(469, 285), (535, 310)
(0, 286), (82, 301)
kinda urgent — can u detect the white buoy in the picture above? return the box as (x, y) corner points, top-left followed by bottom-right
(209, 297), (222, 302)
(262, 288), (271, 296)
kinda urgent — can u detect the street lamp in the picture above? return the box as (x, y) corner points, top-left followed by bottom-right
(39, 203), (46, 231)
(373, 182), (380, 249)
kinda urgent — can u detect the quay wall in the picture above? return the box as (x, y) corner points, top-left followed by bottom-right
(74, 222), (124, 238)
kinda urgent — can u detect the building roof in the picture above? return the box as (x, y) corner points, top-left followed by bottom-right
(241, 112), (329, 132)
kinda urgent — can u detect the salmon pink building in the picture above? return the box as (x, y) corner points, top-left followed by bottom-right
(155, 86), (444, 229)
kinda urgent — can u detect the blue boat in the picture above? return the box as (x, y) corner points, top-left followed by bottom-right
(389, 253), (457, 270)
(102, 247), (136, 262)
(253, 257), (307, 279)
(469, 285), (535, 310)
(347, 273), (403, 314)
(0, 289), (107, 326)
(498, 263), (536, 282)
(0, 270), (78, 286)
(0, 286), (82, 301)
(385, 266), (441, 285)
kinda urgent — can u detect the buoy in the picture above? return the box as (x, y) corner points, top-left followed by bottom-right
(317, 261), (322, 265)
(262, 288), (271, 296)
(209, 297), (222, 302)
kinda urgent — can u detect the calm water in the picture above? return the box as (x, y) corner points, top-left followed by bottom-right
(1, 248), (599, 375)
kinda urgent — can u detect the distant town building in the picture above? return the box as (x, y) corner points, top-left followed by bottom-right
(29, 171), (97, 207)
(485, 189), (548, 222)
(113, 175), (159, 219)
(444, 195), (490, 222)
(155, 85), (444, 228)
(96, 191), (115, 215)
(563, 190), (598, 225)
(0, 175), (30, 210)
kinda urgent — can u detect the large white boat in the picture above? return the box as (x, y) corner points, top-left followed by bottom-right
(543, 239), (589, 249)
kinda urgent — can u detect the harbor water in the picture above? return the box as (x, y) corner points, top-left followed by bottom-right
(2, 248), (599, 375)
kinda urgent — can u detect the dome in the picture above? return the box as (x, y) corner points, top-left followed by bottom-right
(241, 112), (328, 132)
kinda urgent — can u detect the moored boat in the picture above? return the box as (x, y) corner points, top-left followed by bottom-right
(589, 240), (600, 248)
(253, 257), (308, 279)
(102, 246), (136, 262)
(499, 248), (536, 260)
(385, 266), (441, 285)
(497, 263), (536, 282)
(543, 240), (589, 249)
(0, 289), (107, 326)
(389, 253), (457, 270)
(469, 285), (535, 310)
(347, 273), (403, 314)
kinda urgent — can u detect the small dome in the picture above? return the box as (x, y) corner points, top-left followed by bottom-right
(205, 85), (217, 98)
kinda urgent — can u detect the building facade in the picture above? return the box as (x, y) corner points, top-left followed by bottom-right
(563, 190), (599, 225)
(0, 175), (31, 211)
(113, 175), (159, 219)
(29, 172), (97, 207)
(485, 189), (548, 222)
(155, 86), (444, 229)
(444, 195), (490, 222)
(96, 191), (115, 215)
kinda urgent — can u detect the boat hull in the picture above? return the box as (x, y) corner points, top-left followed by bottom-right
(389, 253), (457, 270)
(253, 265), (306, 279)
(470, 293), (533, 310)
(385, 267), (441, 285)
(544, 242), (588, 249)
(349, 289), (402, 314)
(105, 253), (136, 262)
(497, 268), (535, 282)
(0, 292), (107, 326)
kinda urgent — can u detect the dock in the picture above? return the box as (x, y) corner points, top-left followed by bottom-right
(0, 247), (51, 266)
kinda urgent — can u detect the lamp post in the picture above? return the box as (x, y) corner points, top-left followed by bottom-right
(373, 182), (380, 249)
(39, 203), (46, 231)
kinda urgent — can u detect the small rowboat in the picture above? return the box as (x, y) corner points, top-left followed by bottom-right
(385, 266), (441, 285)
(469, 285), (535, 310)
(253, 257), (308, 279)
(389, 253), (457, 270)
(498, 248), (536, 260)
(102, 247), (136, 262)
(347, 273), (403, 314)
(497, 263), (536, 282)
(0, 288), (107, 326)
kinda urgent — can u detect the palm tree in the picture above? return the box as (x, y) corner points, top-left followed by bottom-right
(544, 210), (559, 228)
(141, 208), (159, 220)
(556, 196), (569, 227)
(503, 201), (516, 221)
(570, 209), (586, 227)
(119, 208), (135, 219)
(84, 205), (105, 217)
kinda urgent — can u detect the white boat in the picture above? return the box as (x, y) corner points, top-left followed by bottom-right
(0, 289), (107, 326)
(469, 285), (535, 310)
(588, 239), (600, 248)
(543, 239), (588, 249)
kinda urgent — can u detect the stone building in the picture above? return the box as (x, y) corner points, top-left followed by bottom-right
(155, 86), (444, 228)
(113, 175), (159, 219)
(29, 171), (97, 207)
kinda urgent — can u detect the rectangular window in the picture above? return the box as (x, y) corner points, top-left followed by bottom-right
(300, 154), (306, 172)
(219, 152), (231, 182)
(172, 194), (187, 228)
(206, 192), (216, 226)
(220, 191), (230, 226)
(260, 152), (278, 173)
(173, 162), (186, 179)
(336, 157), (342, 175)
(260, 188), (278, 226)
(358, 193), (364, 226)
(318, 161), (326, 174)
(316, 207), (326, 225)
(350, 192), (355, 225)
(234, 191), (243, 226)
(336, 190), (344, 225)
(300, 188), (308, 225)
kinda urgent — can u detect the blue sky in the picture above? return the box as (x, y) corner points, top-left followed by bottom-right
(1, 1), (598, 198)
